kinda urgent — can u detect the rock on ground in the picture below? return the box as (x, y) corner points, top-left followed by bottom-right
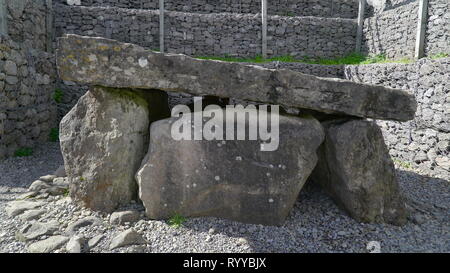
(66, 216), (103, 235)
(137, 109), (325, 225)
(110, 210), (140, 226)
(16, 221), (59, 241)
(310, 119), (407, 225)
(109, 229), (146, 250)
(27, 235), (69, 253)
(19, 209), (45, 221)
(59, 86), (151, 212)
(5, 200), (45, 217)
(66, 236), (87, 253)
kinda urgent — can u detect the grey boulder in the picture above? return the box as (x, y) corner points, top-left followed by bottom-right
(28, 180), (51, 192)
(88, 234), (105, 249)
(109, 229), (146, 250)
(19, 209), (46, 221)
(110, 210), (141, 226)
(27, 236), (69, 253)
(16, 221), (59, 241)
(59, 86), (151, 212)
(310, 119), (407, 225)
(66, 236), (87, 253)
(136, 110), (325, 225)
(5, 201), (45, 217)
(66, 216), (103, 235)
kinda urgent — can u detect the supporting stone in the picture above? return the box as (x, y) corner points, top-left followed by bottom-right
(60, 86), (169, 212)
(136, 109), (325, 226)
(310, 119), (407, 225)
(414, 0), (428, 59)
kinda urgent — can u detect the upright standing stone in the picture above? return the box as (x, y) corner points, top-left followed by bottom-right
(59, 86), (163, 212)
(310, 119), (407, 225)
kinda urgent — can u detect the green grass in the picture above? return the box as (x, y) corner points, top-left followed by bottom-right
(196, 53), (419, 65)
(49, 128), (59, 142)
(14, 147), (33, 157)
(429, 52), (449, 59)
(53, 88), (63, 103)
(168, 213), (187, 228)
(62, 188), (70, 197)
(393, 159), (413, 169)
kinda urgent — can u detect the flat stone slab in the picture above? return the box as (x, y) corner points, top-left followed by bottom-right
(56, 34), (416, 121)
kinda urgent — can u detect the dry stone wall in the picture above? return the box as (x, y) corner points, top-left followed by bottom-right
(54, 4), (357, 59)
(77, 0), (359, 18)
(345, 58), (450, 179)
(0, 0), (57, 160)
(425, 0), (450, 56)
(362, 0), (449, 59)
(0, 35), (57, 159)
(6, 0), (49, 51)
(362, 1), (418, 59)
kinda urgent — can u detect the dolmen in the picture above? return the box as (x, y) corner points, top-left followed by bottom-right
(56, 34), (417, 226)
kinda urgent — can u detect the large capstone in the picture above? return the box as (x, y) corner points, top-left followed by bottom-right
(136, 109), (325, 226)
(310, 119), (407, 225)
(57, 34), (416, 122)
(59, 86), (167, 212)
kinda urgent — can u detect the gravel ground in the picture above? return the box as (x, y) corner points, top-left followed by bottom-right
(0, 142), (448, 253)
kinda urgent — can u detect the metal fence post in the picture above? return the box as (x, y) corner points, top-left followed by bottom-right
(0, 0), (7, 36)
(261, 0), (267, 59)
(355, 0), (366, 53)
(159, 0), (165, 53)
(415, 0), (428, 59)
(46, 0), (53, 53)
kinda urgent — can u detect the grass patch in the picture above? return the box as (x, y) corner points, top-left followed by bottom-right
(393, 159), (413, 169)
(14, 147), (33, 157)
(196, 53), (418, 65)
(168, 213), (187, 228)
(53, 88), (63, 103)
(429, 52), (449, 59)
(62, 188), (70, 197)
(49, 128), (59, 142)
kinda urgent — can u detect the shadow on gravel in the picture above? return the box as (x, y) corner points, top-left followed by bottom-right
(183, 168), (449, 253)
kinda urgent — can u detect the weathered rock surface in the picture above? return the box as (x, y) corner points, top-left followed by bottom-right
(109, 229), (146, 250)
(110, 210), (140, 226)
(5, 201), (45, 217)
(57, 34), (416, 121)
(66, 216), (103, 235)
(54, 165), (67, 177)
(27, 236), (69, 253)
(59, 86), (151, 212)
(53, 177), (69, 188)
(29, 180), (51, 192)
(19, 209), (46, 222)
(310, 119), (407, 225)
(136, 110), (325, 225)
(88, 234), (104, 249)
(39, 175), (56, 183)
(16, 221), (59, 241)
(66, 236), (87, 253)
